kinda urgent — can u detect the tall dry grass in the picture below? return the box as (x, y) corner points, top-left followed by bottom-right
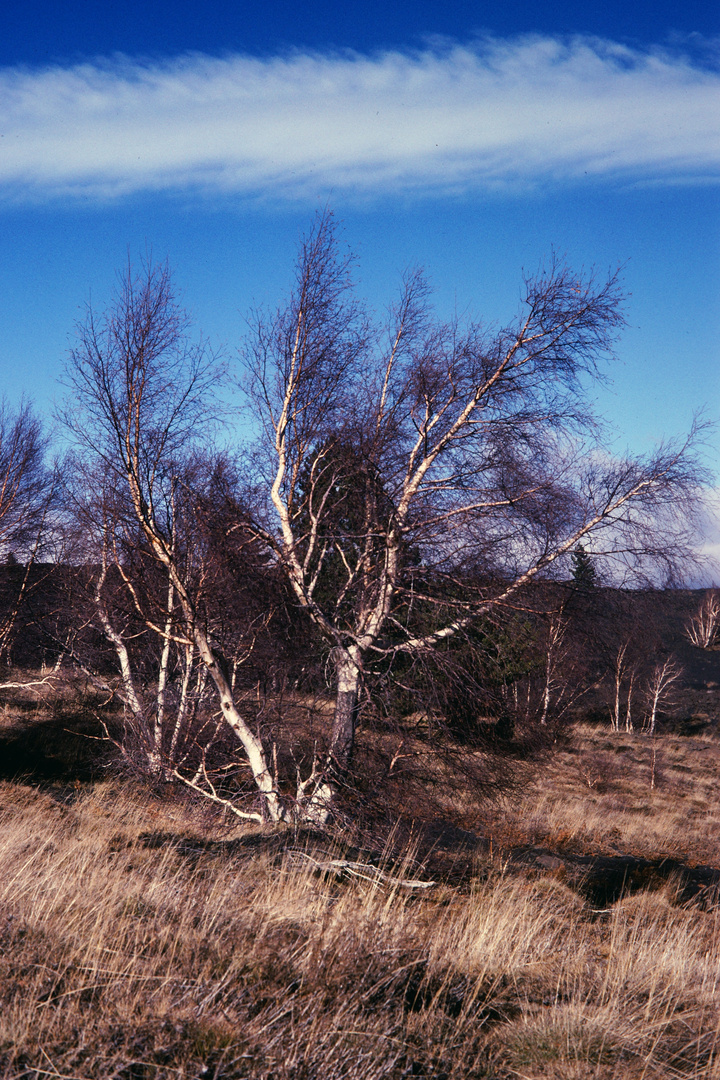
(482, 722), (720, 863)
(1, 757), (720, 1080)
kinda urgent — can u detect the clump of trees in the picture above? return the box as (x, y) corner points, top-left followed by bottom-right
(2, 212), (710, 823)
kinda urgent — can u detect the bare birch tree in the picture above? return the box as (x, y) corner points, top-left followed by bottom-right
(644, 657), (683, 736)
(243, 212), (706, 807)
(685, 590), (720, 648)
(61, 260), (293, 820)
(608, 639), (637, 733)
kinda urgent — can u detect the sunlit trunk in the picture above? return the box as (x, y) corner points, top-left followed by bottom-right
(192, 624), (285, 822)
(625, 672), (635, 733)
(153, 574), (175, 775)
(169, 638), (197, 763)
(540, 660), (552, 726)
(329, 646), (362, 776)
(647, 690), (660, 736)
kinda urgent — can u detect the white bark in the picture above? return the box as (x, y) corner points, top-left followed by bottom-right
(685, 591), (720, 649)
(625, 671), (636, 734)
(644, 658), (682, 736)
(169, 639), (197, 762)
(610, 641), (629, 732)
(153, 571), (175, 768)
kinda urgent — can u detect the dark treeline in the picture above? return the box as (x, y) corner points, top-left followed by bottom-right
(0, 213), (713, 824)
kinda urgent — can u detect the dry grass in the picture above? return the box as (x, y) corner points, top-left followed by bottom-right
(1, 698), (720, 1077)
(483, 723), (720, 865)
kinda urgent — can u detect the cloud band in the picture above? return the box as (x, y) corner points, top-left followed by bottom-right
(1, 35), (718, 201)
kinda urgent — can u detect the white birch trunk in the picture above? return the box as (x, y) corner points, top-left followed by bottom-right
(625, 672), (635, 733)
(153, 573), (175, 772)
(329, 646), (362, 775)
(169, 639), (196, 762)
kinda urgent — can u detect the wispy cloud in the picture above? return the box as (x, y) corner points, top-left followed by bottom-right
(1, 35), (718, 202)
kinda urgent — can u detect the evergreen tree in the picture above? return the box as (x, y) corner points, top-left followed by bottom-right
(570, 545), (597, 592)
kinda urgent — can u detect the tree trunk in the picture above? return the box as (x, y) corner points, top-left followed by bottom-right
(192, 625), (285, 822)
(329, 647), (362, 776)
(169, 640), (196, 762)
(612, 672), (621, 732)
(625, 672), (635, 733)
(647, 694), (659, 736)
(540, 659), (552, 726)
(154, 575), (175, 777)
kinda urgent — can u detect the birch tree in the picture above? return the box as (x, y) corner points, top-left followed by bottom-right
(644, 657), (683, 735)
(243, 212), (706, 804)
(62, 261), (292, 820)
(685, 590), (720, 648)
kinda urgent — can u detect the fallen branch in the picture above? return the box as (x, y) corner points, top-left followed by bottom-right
(0, 674), (61, 692)
(287, 850), (436, 889)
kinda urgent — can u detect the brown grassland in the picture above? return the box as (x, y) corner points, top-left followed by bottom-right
(1, 676), (720, 1079)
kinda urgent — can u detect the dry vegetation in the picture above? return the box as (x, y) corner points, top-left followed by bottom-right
(485, 722), (720, 866)
(1, 682), (720, 1079)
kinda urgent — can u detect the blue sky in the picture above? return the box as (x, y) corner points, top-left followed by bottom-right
(1, 1), (719, 563)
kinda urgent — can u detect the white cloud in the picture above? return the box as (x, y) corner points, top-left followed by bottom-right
(1, 35), (718, 201)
